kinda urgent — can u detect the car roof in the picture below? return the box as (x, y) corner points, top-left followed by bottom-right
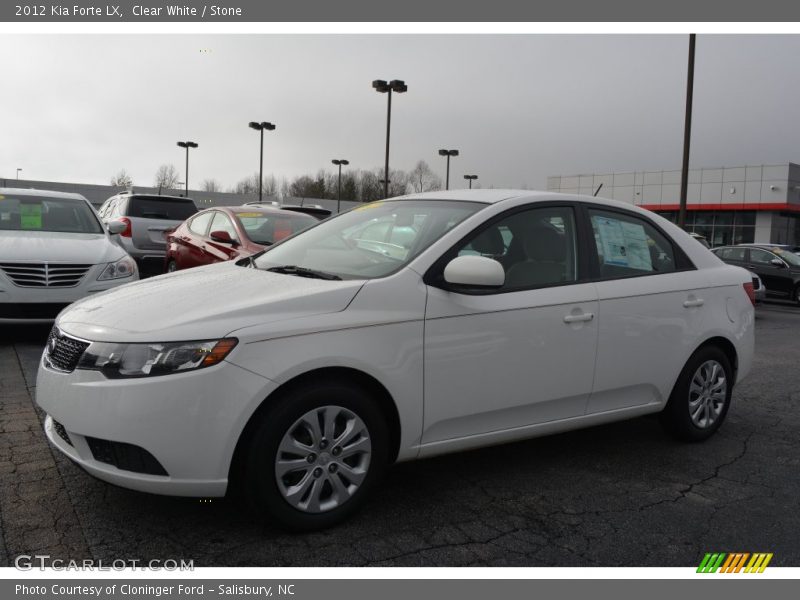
(390, 189), (658, 214)
(204, 205), (316, 217)
(0, 187), (89, 201)
(118, 193), (193, 201)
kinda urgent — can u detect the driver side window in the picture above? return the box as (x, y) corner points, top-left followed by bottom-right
(455, 206), (578, 291)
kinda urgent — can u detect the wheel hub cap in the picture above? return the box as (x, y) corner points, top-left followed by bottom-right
(688, 360), (727, 429)
(274, 405), (372, 514)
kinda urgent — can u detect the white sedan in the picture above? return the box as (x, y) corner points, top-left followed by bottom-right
(36, 190), (754, 530)
(0, 188), (137, 322)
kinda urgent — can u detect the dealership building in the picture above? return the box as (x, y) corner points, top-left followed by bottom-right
(547, 163), (800, 247)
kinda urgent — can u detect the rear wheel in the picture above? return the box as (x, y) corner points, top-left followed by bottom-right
(794, 283), (800, 306)
(242, 380), (389, 531)
(166, 259), (178, 273)
(660, 346), (733, 442)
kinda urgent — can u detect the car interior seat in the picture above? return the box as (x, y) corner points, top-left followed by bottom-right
(505, 226), (567, 288)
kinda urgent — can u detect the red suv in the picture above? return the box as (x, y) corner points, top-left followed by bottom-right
(165, 206), (317, 272)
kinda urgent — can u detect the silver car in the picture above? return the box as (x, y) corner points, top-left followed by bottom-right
(98, 192), (197, 275)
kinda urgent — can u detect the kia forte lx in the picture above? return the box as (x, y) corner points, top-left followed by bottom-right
(36, 190), (754, 530)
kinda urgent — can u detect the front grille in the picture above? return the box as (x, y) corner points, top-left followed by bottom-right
(45, 328), (89, 373)
(752, 276), (762, 291)
(85, 437), (168, 476)
(0, 262), (92, 288)
(0, 303), (70, 319)
(52, 419), (73, 447)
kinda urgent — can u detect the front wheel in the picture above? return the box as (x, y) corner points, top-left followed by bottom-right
(166, 259), (178, 273)
(242, 380), (389, 531)
(660, 346), (734, 442)
(794, 283), (800, 307)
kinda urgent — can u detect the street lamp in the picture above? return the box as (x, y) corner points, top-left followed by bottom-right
(373, 79), (407, 199)
(248, 121), (276, 203)
(16, 168), (22, 180)
(176, 141), (198, 197)
(463, 174), (478, 189)
(331, 159), (350, 213)
(438, 149), (459, 191)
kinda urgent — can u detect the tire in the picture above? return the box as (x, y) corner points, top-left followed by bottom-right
(794, 283), (800, 307)
(660, 346), (734, 442)
(166, 260), (178, 273)
(242, 379), (389, 531)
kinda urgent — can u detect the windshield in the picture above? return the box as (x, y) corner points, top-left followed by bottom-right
(0, 196), (103, 234)
(233, 210), (316, 245)
(773, 248), (800, 267)
(254, 200), (485, 279)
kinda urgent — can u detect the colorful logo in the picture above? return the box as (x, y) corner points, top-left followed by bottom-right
(697, 552), (773, 573)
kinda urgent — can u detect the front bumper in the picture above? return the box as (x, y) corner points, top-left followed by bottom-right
(0, 265), (137, 323)
(36, 345), (277, 497)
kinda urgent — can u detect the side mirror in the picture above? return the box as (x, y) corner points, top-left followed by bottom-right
(210, 230), (236, 245)
(770, 258), (785, 268)
(443, 255), (505, 289)
(107, 220), (126, 235)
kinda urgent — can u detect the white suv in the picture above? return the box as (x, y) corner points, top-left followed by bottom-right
(0, 188), (137, 322)
(36, 190), (754, 530)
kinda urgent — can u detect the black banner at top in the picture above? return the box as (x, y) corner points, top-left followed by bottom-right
(2, 0), (800, 22)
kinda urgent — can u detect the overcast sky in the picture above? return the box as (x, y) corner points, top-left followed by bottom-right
(3, 34), (800, 191)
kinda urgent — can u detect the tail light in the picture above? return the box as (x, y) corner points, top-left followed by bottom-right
(118, 217), (132, 238)
(743, 282), (756, 307)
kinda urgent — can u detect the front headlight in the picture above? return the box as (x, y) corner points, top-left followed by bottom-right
(98, 256), (137, 280)
(76, 338), (238, 378)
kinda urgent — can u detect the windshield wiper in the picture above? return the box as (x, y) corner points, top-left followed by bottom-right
(266, 265), (342, 280)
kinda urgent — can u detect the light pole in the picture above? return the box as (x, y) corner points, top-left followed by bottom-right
(464, 174), (478, 189)
(438, 149), (459, 191)
(373, 79), (407, 199)
(248, 121), (276, 203)
(678, 33), (696, 230)
(332, 159), (350, 213)
(16, 168), (22, 180)
(176, 141), (198, 197)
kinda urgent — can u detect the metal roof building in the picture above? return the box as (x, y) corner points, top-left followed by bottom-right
(547, 163), (800, 246)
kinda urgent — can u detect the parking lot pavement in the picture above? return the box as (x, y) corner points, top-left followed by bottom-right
(1, 304), (799, 568)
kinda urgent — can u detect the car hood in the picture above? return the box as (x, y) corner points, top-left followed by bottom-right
(57, 261), (366, 342)
(0, 231), (124, 264)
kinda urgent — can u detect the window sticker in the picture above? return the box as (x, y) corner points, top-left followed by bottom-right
(594, 216), (652, 271)
(20, 204), (43, 230)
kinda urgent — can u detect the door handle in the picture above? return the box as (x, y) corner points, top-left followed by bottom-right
(563, 313), (594, 323)
(683, 298), (704, 308)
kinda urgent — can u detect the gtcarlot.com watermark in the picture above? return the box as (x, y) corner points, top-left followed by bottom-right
(15, 555), (194, 571)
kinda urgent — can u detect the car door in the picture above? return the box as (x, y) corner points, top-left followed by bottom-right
(747, 248), (791, 296)
(586, 206), (710, 413)
(181, 211), (214, 268)
(422, 204), (599, 448)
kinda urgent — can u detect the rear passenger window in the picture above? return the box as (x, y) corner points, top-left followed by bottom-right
(189, 212), (213, 236)
(589, 209), (676, 278)
(717, 247), (745, 261)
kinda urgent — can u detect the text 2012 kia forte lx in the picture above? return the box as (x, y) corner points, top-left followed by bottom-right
(37, 190), (754, 530)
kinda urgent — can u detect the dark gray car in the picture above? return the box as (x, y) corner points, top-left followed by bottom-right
(712, 244), (800, 305)
(98, 193), (197, 275)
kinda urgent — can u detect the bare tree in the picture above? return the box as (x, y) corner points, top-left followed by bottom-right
(202, 178), (222, 192)
(110, 169), (133, 187)
(408, 160), (441, 193)
(387, 168), (409, 198)
(154, 164), (180, 192)
(358, 169), (383, 202)
(231, 173), (279, 197)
